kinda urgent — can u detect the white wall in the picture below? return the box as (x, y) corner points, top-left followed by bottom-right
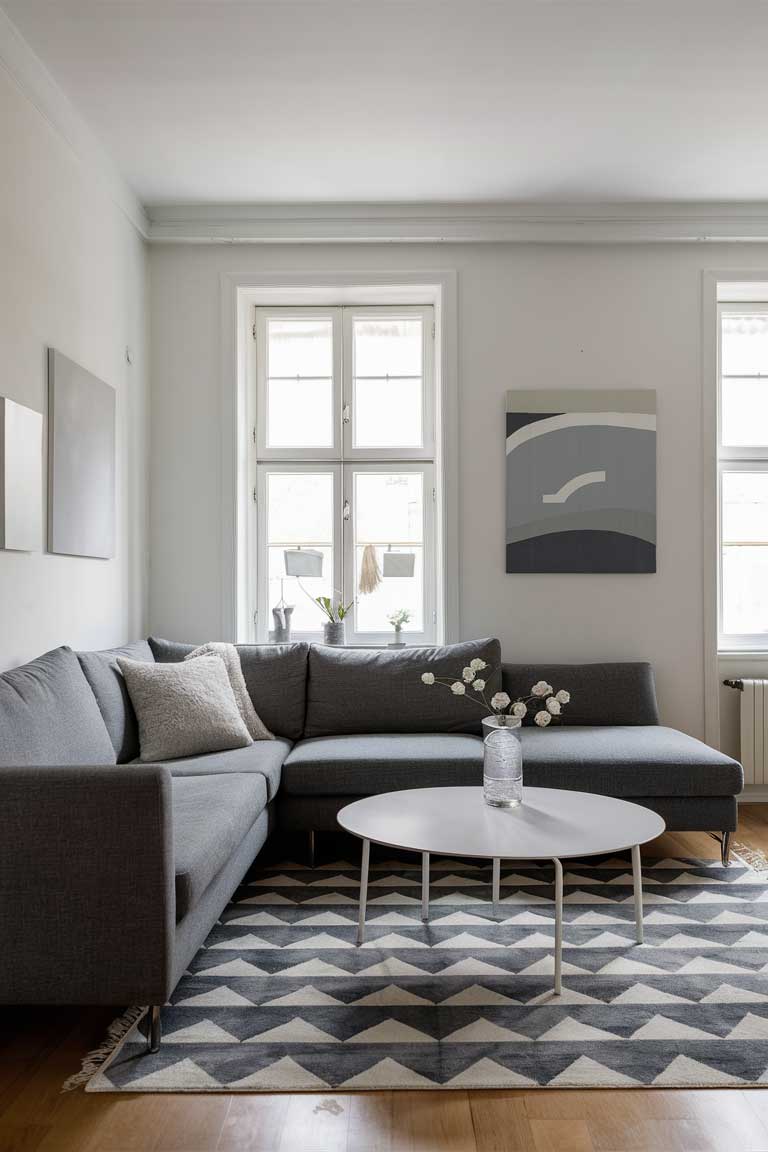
(149, 241), (768, 743)
(0, 60), (148, 670)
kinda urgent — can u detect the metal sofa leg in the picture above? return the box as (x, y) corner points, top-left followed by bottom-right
(308, 829), (316, 869)
(721, 831), (732, 867)
(148, 1005), (161, 1054)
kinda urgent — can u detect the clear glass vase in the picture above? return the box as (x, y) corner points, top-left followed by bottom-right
(482, 716), (523, 808)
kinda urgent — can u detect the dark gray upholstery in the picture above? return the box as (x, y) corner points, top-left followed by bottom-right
(0, 764), (174, 1004)
(160, 738), (292, 800)
(172, 773), (268, 920)
(283, 734), (484, 794)
(502, 663), (660, 726)
(149, 637), (308, 740)
(0, 647), (116, 767)
(304, 638), (501, 738)
(77, 640), (155, 762)
(518, 726), (742, 796)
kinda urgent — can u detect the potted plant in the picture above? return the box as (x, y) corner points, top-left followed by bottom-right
(315, 595), (354, 646)
(387, 608), (411, 647)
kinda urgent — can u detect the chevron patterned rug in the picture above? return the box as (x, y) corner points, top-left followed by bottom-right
(87, 852), (768, 1091)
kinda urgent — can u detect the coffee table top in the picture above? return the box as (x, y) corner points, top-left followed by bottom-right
(337, 787), (665, 860)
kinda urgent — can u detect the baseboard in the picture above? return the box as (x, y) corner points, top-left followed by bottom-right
(738, 788), (768, 803)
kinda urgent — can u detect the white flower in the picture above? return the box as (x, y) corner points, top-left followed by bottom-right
(490, 691), (511, 711)
(555, 689), (570, 704)
(534, 710), (552, 727)
(532, 680), (553, 697)
(421, 672), (435, 685)
(462, 666), (475, 682)
(470, 658), (487, 672)
(546, 697), (561, 715)
(512, 701), (527, 718)
(450, 681), (466, 695)
(472, 678), (486, 692)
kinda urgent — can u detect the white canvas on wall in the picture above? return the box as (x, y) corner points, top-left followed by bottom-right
(48, 349), (116, 560)
(0, 397), (43, 552)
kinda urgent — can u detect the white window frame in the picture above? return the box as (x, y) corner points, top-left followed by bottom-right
(717, 301), (768, 653)
(252, 303), (437, 644)
(343, 461), (436, 646)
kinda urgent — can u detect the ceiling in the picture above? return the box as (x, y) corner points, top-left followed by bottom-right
(4, 0), (768, 207)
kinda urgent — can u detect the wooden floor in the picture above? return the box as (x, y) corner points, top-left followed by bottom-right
(3, 809), (768, 1152)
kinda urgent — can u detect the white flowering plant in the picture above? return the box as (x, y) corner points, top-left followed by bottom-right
(421, 661), (570, 728)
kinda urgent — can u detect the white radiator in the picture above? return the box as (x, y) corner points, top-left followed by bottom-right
(740, 680), (768, 785)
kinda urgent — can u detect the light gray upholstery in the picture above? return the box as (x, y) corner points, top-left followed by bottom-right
(502, 662), (660, 726)
(172, 773), (268, 920)
(0, 647), (116, 767)
(518, 725), (743, 796)
(77, 640), (155, 762)
(283, 733), (484, 794)
(304, 638), (502, 738)
(149, 637), (309, 740)
(160, 738), (292, 801)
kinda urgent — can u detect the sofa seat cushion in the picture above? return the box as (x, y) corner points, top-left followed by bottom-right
(161, 738), (292, 801)
(0, 647), (116, 767)
(519, 726), (743, 797)
(282, 734), (484, 795)
(77, 641), (155, 763)
(173, 774), (268, 921)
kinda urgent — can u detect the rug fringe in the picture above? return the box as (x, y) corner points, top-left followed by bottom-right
(61, 1005), (146, 1092)
(733, 841), (768, 871)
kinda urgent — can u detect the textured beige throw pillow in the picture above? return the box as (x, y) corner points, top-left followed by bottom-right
(118, 655), (253, 762)
(184, 642), (273, 741)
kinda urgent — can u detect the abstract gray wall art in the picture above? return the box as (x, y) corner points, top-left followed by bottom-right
(0, 396), (43, 552)
(506, 389), (656, 573)
(48, 349), (115, 559)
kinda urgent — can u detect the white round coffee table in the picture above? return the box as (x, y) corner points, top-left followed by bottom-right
(337, 786), (665, 994)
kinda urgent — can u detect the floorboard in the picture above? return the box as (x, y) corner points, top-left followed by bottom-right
(2, 811), (767, 1151)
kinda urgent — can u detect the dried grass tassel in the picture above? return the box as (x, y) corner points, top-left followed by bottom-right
(61, 1005), (146, 1092)
(358, 544), (382, 595)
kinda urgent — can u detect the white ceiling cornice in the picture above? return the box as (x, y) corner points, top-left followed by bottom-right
(146, 201), (768, 245)
(0, 7), (149, 239)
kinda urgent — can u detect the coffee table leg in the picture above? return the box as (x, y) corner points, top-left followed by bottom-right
(357, 838), (370, 946)
(492, 857), (501, 907)
(632, 843), (643, 944)
(553, 857), (563, 995)
(421, 851), (429, 921)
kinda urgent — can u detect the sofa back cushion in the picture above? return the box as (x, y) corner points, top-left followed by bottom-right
(148, 637), (309, 741)
(77, 641), (155, 762)
(0, 646), (117, 766)
(501, 662), (659, 726)
(304, 638), (502, 738)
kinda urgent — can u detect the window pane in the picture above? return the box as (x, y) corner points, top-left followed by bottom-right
(353, 472), (424, 632)
(267, 318), (333, 447)
(266, 472), (334, 632)
(722, 313), (768, 376)
(722, 472), (768, 637)
(353, 317), (423, 448)
(721, 378), (768, 447)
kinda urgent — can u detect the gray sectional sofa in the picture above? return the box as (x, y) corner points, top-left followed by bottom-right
(0, 635), (743, 1051)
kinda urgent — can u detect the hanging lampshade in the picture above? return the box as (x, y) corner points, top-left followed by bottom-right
(382, 550), (416, 577)
(284, 548), (324, 578)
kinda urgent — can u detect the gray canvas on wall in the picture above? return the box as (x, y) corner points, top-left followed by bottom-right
(48, 349), (116, 559)
(0, 397), (43, 552)
(506, 389), (656, 573)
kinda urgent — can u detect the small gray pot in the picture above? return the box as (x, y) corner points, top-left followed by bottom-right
(323, 620), (346, 646)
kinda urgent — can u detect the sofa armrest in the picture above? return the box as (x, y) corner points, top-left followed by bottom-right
(0, 764), (175, 1004)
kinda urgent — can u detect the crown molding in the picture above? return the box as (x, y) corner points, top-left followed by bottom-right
(0, 8), (148, 239)
(146, 200), (768, 245)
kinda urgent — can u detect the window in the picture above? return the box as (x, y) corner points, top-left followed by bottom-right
(718, 305), (768, 651)
(253, 305), (436, 644)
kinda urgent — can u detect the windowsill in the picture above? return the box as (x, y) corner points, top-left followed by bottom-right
(719, 650), (768, 660)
